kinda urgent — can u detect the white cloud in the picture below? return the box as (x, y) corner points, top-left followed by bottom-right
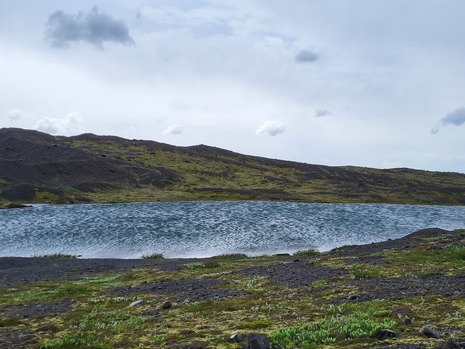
(34, 112), (83, 135)
(6, 109), (32, 121)
(315, 109), (331, 118)
(163, 125), (183, 135)
(255, 120), (286, 136)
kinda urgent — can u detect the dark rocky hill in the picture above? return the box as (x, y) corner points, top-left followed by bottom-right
(1, 127), (465, 205)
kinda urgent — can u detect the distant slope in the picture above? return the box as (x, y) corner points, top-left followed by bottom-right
(1, 127), (465, 205)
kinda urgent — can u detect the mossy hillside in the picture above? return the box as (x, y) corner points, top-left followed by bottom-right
(1, 229), (465, 348)
(2, 128), (465, 205)
(69, 138), (465, 205)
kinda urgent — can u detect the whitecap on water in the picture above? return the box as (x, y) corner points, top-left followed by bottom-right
(1, 201), (464, 258)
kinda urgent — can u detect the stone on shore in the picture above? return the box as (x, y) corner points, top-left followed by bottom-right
(403, 316), (412, 325)
(128, 300), (144, 307)
(162, 301), (172, 310)
(419, 325), (440, 339)
(243, 333), (272, 349)
(230, 333), (243, 343)
(374, 329), (397, 340)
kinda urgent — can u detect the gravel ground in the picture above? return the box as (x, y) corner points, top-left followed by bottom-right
(0, 257), (210, 287)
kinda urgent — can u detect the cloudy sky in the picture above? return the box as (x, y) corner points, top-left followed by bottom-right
(1, 1), (465, 173)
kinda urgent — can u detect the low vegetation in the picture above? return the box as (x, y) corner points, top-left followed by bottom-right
(141, 253), (164, 260)
(269, 304), (396, 347)
(1, 229), (465, 348)
(33, 253), (79, 259)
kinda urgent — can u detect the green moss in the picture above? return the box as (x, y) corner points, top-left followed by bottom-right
(35, 191), (60, 203)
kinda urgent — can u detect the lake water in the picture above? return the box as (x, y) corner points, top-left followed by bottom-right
(1, 201), (465, 258)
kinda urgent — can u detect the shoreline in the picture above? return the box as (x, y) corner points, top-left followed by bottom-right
(0, 227), (458, 287)
(1, 227), (465, 348)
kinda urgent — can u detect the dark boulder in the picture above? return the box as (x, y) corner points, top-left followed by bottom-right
(230, 333), (243, 343)
(162, 301), (172, 310)
(419, 325), (440, 339)
(243, 333), (271, 349)
(374, 329), (397, 340)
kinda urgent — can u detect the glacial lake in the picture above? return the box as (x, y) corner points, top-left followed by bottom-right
(1, 201), (465, 259)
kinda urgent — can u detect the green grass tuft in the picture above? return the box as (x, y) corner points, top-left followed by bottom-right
(141, 253), (164, 260)
(351, 265), (375, 280)
(211, 253), (249, 260)
(40, 331), (108, 349)
(445, 246), (465, 262)
(293, 248), (321, 257)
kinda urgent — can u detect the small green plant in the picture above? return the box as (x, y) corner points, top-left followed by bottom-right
(141, 253), (164, 259)
(148, 334), (166, 345)
(351, 265), (374, 280)
(445, 246), (465, 262)
(40, 331), (107, 349)
(269, 308), (396, 348)
(294, 248), (321, 257)
(55, 285), (92, 297)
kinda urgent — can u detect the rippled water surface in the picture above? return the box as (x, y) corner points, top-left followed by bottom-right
(1, 201), (465, 258)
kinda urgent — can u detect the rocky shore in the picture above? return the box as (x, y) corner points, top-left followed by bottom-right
(1, 228), (465, 348)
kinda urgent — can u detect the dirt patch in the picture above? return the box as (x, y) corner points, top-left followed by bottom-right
(239, 260), (349, 288)
(0, 329), (36, 349)
(341, 254), (385, 265)
(112, 278), (246, 302)
(0, 257), (210, 287)
(1, 298), (74, 320)
(332, 274), (465, 304)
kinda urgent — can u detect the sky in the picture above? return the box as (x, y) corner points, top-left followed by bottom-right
(1, 1), (465, 173)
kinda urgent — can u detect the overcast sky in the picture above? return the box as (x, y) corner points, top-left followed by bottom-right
(1, 1), (465, 173)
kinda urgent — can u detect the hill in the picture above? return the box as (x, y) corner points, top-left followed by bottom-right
(1, 127), (465, 205)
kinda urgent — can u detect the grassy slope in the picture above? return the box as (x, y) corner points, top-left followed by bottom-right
(1, 128), (465, 205)
(1, 229), (464, 348)
(66, 137), (465, 205)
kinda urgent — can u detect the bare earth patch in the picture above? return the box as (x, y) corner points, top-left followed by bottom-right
(1, 298), (74, 319)
(112, 278), (246, 302)
(239, 260), (349, 288)
(0, 329), (35, 349)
